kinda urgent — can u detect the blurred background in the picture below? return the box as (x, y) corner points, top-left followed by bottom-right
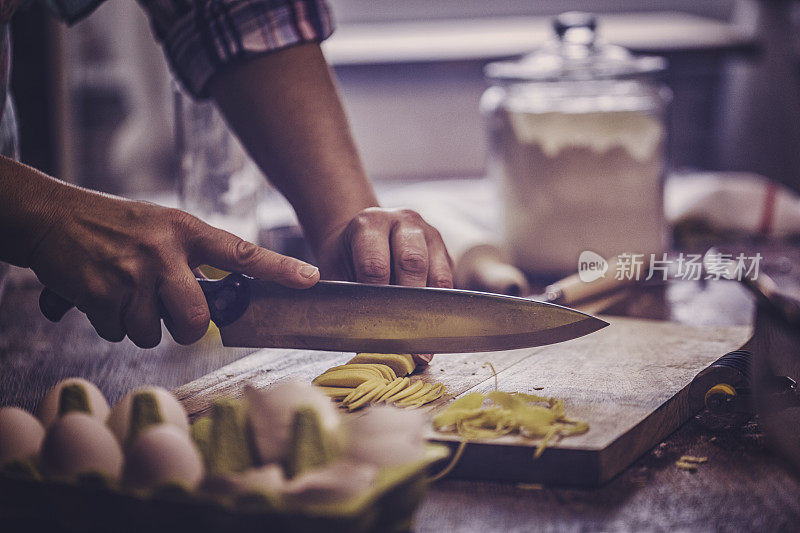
(8, 0), (800, 291)
(11, 0), (800, 189)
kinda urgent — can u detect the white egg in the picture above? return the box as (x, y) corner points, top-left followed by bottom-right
(107, 386), (189, 443)
(341, 405), (427, 467)
(283, 460), (377, 504)
(36, 378), (110, 428)
(40, 412), (124, 482)
(123, 424), (204, 491)
(202, 464), (285, 499)
(244, 380), (341, 464)
(0, 406), (45, 466)
(343, 405), (428, 442)
(345, 435), (425, 467)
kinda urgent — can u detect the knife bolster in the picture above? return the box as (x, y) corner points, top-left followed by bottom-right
(198, 274), (251, 327)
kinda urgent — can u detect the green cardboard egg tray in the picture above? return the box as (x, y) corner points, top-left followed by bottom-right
(0, 443), (448, 532)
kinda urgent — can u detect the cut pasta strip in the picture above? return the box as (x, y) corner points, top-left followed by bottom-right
(345, 383), (387, 411)
(376, 378), (409, 403)
(317, 386), (353, 399)
(383, 380), (424, 404)
(312, 361), (446, 410)
(347, 354), (416, 376)
(395, 383), (435, 408)
(325, 364), (396, 381)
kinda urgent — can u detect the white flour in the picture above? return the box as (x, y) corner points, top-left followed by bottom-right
(492, 108), (667, 275)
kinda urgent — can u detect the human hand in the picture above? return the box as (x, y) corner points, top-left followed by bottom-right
(314, 207), (454, 366)
(30, 194), (319, 348)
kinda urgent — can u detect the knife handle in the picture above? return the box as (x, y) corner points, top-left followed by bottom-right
(39, 274), (251, 328)
(197, 274), (251, 327)
(39, 288), (75, 322)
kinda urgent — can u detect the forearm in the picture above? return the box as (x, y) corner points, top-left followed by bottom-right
(208, 43), (377, 253)
(0, 155), (78, 267)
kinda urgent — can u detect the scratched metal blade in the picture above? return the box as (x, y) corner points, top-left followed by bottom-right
(218, 279), (609, 352)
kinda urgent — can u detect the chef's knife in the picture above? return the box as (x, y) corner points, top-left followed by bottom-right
(40, 274), (608, 352)
(195, 273), (608, 352)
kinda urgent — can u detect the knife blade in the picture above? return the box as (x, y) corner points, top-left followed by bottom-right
(200, 274), (608, 353)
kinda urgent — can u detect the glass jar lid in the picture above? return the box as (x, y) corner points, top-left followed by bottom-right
(485, 12), (667, 83)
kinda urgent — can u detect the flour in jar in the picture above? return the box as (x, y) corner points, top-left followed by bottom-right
(491, 108), (666, 275)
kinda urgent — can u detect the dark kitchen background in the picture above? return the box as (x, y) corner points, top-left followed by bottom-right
(12, 0), (800, 194)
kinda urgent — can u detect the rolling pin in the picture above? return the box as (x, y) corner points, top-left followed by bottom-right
(455, 244), (529, 296)
(542, 254), (646, 306)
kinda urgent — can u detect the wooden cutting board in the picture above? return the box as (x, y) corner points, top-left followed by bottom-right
(173, 317), (750, 487)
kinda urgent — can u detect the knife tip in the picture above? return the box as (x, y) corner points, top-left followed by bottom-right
(590, 315), (610, 329)
(576, 313), (610, 335)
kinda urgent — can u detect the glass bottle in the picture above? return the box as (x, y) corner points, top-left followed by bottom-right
(174, 87), (269, 246)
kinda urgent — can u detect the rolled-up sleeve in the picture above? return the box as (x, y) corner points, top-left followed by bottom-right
(137, 0), (334, 97)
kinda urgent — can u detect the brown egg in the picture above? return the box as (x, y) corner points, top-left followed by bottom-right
(36, 378), (110, 428)
(123, 424), (204, 491)
(107, 386), (189, 443)
(0, 406), (45, 466)
(40, 412), (124, 482)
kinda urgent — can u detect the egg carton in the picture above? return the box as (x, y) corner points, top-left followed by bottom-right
(0, 443), (449, 533)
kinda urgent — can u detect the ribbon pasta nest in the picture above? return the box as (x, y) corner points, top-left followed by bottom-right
(432, 390), (589, 458)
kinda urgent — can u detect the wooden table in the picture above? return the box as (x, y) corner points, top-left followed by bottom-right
(1, 244), (800, 531)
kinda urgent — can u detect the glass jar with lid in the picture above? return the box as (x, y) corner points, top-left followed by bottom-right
(482, 12), (670, 276)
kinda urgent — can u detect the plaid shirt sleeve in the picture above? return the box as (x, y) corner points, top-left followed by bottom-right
(137, 0), (334, 97)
